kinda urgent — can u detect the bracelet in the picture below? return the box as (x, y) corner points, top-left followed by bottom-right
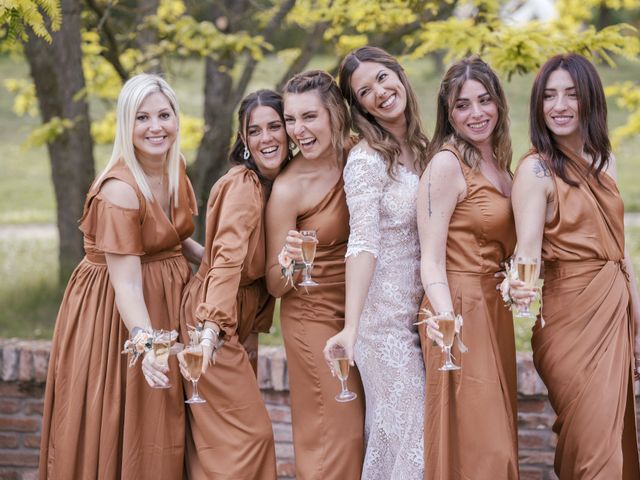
(122, 328), (153, 367)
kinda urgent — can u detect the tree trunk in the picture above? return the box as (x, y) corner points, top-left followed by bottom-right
(24, 0), (95, 282)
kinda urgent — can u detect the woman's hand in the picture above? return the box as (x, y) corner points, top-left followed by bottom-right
(141, 350), (169, 388)
(178, 341), (216, 380)
(283, 230), (304, 263)
(508, 278), (536, 308)
(323, 328), (358, 367)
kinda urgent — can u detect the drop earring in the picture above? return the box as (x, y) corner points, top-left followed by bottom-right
(243, 146), (250, 160)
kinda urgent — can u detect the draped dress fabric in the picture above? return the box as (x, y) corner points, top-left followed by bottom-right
(527, 148), (640, 479)
(279, 175), (365, 480)
(344, 146), (426, 480)
(179, 165), (277, 480)
(419, 146), (518, 480)
(39, 161), (196, 480)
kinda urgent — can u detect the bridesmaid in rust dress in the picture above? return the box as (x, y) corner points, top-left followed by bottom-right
(39, 74), (201, 479)
(265, 70), (365, 480)
(511, 53), (640, 479)
(417, 57), (519, 479)
(177, 89), (289, 480)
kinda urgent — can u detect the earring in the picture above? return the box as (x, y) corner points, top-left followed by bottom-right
(243, 146), (250, 160)
(289, 140), (296, 151)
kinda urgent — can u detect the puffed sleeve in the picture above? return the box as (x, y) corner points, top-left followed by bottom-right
(194, 173), (262, 339)
(343, 147), (387, 258)
(79, 196), (145, 255)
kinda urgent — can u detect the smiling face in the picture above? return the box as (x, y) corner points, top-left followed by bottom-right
(132, 91), (178, 163)
(450, 79), (498, 148)
(542, 68), (580, 143)
(244, 105), (288, 180)
(349, 61), (407, 126)
(283, 91), (334, 161)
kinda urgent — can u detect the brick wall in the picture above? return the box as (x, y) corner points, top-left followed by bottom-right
(0, 339), (629, 480)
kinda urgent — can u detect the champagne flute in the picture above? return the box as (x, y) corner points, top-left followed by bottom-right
(437, 313), (460, 371)
(514, 256), (539, 319)
(183, 343), (206, 404)
(327, 345), (357, 402)
(151, 329), (172, 389)
(298, 229), (319, 287)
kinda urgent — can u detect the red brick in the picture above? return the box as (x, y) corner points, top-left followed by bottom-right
(519, 431), (547, 449)
(0, 417), (39, 433)
(518, 398), (546, 413)
(0, 383), (44, 399)
(0, 451), (39, 467)
(0, 434), (18, 449)
(518, 450), (555, 466)
(276, 460), (296, 478)
(518, 412), (555, 429)
(22, 471), (38, 480)
(0, 401), (20, 415)
(0, 470), (20, 480)
(266, 405), (291, 423)
(22, 434), (40, 449)
(519, 468), (544, 480)
(275, 442), (294, 460)
(23, 402), (43, 416)
(272, 423), (292, 443)
(261, 390), (291, 406)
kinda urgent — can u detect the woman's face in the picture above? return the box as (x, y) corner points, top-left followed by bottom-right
(132, 91), (178, 163)
(349, 61), (407, 126)
(284, 91), (334, 161)
(450, 79), (498, 148)
(245, 105), (288, 180)
(542, 68), (580, 142)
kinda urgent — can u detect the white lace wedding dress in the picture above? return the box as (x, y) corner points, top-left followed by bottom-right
(344, 145), (426, 479)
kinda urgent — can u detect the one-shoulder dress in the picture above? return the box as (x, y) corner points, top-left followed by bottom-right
(39, 161), (196, 480)
(527, 147), (640, 479)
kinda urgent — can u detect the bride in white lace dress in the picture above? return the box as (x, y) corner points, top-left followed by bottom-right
(325, 46), (428, 479)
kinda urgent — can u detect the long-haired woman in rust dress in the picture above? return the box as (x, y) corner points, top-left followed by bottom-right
(176, 89), (289, 480)
(39, 74), (202, 479)
(418, 56), (518, 479)
(265, 70), (365, 480)
(511, 53), (640, 479)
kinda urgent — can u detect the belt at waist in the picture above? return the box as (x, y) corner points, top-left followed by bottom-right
(85, 247), (183, 265)
(544, 258), (627, 282)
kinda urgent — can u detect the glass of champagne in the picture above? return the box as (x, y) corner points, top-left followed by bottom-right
(437, 313), (460, 371)
(515, 256), (539, 319)
(299, 229), (319, 287)
(327, 345), (357, 402)
(183, 343), (206, 404)
(151, 329), (172, 389)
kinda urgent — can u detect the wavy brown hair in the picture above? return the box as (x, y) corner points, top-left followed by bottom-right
(283, 70), (350, 165)
(426, 56), (512, 173)
(338, 46), (429, 177)
(529, 53), (610, 186)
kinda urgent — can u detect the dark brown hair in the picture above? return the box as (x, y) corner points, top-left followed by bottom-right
(426, 56), (512, 173)
(529, 53), (610, 186)
(283, 70), (350, 164)
(230, 89), (291, 184)
(338, 46), (429, 176)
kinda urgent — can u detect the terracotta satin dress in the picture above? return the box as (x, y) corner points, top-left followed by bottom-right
(39, 161), (196, 480)
(420, 146), (519, 480)
(179, 165), (276, 480)
(528, 148), (640, 479)
(279, 177), (365, 480)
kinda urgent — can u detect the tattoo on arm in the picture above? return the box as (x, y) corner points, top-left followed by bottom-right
(425, 281), (448, 290)
(533, 160), (551, 178)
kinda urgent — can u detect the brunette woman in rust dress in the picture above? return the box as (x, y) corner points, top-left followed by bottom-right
(177, 90), (289, 480)
(417, 57), (518, 479)
(511, 54), (640, 479)
(39, 74), (202, 479)
(266, 71), (365, 480)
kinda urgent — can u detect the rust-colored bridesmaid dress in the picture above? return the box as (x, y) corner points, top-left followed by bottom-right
(279, 177), (365, 480)
(179, 165), (277, 480)
(528, 147), (640, 479)
(39, 161), (196, 480)
(420, 146), (519, 480)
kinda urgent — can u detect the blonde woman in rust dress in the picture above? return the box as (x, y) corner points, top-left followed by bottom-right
(39, 74), (202, 479)
(418, 57), (518, 479)
(511, 53), (640, 479)
(325, 46), (428, 479)
(177, 89), (289, 479)
(265, 70), (365, 480)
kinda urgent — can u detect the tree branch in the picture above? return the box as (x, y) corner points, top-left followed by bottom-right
(84, 0), (129, 81)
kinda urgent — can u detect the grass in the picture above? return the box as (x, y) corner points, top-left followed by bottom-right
(1, 53), (639, 342)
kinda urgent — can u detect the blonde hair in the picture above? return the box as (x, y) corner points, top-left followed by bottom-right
(96, 74), (183, 206)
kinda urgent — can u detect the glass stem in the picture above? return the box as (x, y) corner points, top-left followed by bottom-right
(192, 380), (199, 399)
(340, 378), (348, 394)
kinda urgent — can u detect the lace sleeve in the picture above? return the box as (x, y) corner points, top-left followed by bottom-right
(344, 147), (387, 258)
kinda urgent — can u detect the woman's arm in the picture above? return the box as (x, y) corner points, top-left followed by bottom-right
(181, 238), (204, 266)
(417, 151), (466, 319)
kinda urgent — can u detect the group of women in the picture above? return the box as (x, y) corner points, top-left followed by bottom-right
(38, 44), (640, 480)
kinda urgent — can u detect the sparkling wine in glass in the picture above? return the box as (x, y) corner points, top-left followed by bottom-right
(328, 345), (357, 402)
(438, 314), (460, 371)
(151, 330), (172, 389)
(184, 344), (206, 404)
(515, 256), (539, 319)
(299, 229), (319, 287)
